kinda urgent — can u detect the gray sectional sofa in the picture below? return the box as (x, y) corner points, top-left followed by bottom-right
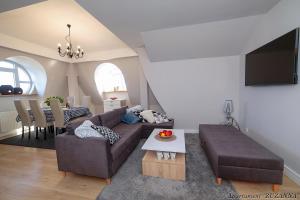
(55, 107), (174, 183)
(199, 124), (284, 192)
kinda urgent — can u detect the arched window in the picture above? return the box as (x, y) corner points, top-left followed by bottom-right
(95, 63), (127, 94)
(0, 60), (33, 94)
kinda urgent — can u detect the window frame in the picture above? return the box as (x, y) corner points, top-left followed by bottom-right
(95, 63), (127, 93)
(0, 60), (33, 94)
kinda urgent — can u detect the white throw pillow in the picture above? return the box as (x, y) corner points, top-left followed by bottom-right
(127, 105), (144, 113)
(75, 120), (103, 138)
(140, 110), (155, 123)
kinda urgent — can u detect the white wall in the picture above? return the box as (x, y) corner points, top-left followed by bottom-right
(138, 48), (240, 132)
(239, 0), (300, 184)
(75, 57), (142, 113)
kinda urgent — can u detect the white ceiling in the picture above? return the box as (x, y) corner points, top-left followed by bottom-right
(0, 0), (281, 62)
(76, 0), (280, 48)
(0, 0), (136, 62)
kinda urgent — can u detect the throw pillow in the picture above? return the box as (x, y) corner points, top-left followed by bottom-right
(132, 110), (146, 122)
(75, 120), (103, 138)
(153, 111), (170, 124)
(140, 110), (155, 123)
(121, 112), (140, 124)
(91, 125), (120, 144)
(126, 105), (144, 113)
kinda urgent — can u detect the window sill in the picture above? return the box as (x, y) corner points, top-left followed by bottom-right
(0, 94), (38, 97)
(104, 90), (128, 93)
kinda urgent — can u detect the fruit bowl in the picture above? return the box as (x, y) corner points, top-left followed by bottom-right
(158, 130), (173, 138)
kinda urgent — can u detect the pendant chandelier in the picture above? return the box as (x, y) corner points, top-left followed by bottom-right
(57, 24), (84, 59)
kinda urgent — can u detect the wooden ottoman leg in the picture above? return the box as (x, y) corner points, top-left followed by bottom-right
(106, 178), (111, 184)
(216, 177), (222, 185)
(272, 184), (280, 192)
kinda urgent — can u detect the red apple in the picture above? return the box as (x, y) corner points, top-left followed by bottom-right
(166, 130), (172, 136)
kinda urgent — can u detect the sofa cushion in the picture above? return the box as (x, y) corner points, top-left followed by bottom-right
(199, 124), (284, 171)
(110, 123), (142, 160)
(121, 112), (140, 124)
(209, 136), (284, 170)
(66, 115), (101, 135)
(100, 106), (127, 129)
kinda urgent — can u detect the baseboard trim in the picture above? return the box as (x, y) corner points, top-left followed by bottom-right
(184, 129), (198, 134)
(284, 165), (300, 186)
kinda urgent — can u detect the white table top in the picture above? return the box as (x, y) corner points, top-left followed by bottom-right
(141, 129), (186, 153)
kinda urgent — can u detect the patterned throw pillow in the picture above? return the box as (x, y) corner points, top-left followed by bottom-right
(153, 111), (170, 124)
(91, 125), (120, 145)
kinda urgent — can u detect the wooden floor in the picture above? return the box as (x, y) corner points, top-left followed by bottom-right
(232, 177), (300, 200)
(0, 144), (106, 200)
(0, 144), (299, 200)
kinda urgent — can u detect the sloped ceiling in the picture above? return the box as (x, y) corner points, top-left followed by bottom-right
(0, 0), (45, 13)
(76, 0), (280, 61)
(141, 15), (261, 61)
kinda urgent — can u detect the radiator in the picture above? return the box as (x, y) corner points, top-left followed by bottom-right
(0, 111), (18, 133)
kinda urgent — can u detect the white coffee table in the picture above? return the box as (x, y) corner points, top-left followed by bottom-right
(141, 128), (186, 181)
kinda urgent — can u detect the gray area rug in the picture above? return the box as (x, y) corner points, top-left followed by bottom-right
(97, 134), (239, 200)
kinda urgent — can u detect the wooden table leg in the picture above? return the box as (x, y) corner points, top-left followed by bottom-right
(216, 177), (222, 185)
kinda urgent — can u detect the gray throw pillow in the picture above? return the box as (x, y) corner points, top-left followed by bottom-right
(91, 125), (120, 144)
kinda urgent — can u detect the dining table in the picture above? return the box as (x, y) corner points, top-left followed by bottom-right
(16, 106), (92, 124)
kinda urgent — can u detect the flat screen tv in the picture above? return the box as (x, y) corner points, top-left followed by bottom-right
(245, 28), (299, 86)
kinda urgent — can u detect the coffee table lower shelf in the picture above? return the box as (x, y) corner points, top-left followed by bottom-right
(142, 151), (185, 181)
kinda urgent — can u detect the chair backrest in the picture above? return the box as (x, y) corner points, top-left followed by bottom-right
(67, 96), (75, 107)
(14, 100), (32, 126)
(81, 96), (91, 108)
(50, 98), (65, 128)
(29, 100), (47, 127)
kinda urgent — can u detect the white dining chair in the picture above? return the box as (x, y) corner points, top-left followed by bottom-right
(49, 98), (66, 134)
(29, 100), (53, 140)
(14, 100), (34, 139)
(67, 96), (75, 107)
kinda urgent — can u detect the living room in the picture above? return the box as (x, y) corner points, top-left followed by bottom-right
(0, 0), (299, 199)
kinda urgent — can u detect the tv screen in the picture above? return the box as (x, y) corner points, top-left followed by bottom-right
(245, 28), (299, 86)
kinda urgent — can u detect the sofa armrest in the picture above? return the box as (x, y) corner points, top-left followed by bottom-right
(141, 119), (174, 138)
(55, 133), (113, 178)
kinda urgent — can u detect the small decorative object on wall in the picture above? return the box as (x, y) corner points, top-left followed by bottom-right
(13, 87), (23, 95)
(223, 100), (240, 130)
(44, 96), (64, 106)
(0, 85), (14, 95)
(57, 24), (84, 59)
